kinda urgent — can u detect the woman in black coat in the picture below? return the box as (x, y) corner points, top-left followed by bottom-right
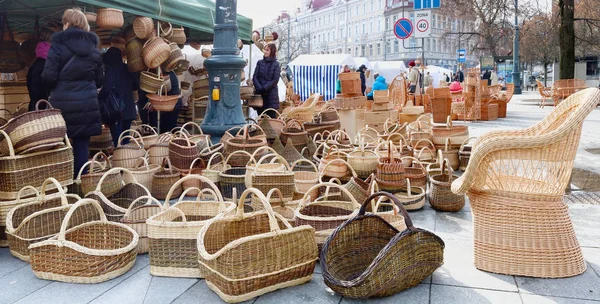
(99, 47), (139, 147)
(42, 8), (104, 177)
(27, 41), (51, 111)
(252, 43), (280, 117)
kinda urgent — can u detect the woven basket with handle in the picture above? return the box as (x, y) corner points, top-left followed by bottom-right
(120, 196), (164, 254)
(151, 158), (182, 200)
(142, 37), (170, 69)
(429, 160), (464, 212)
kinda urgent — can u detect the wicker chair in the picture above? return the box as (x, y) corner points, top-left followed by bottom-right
(451, 88), (600, 278)
(536, 80), (553, 108)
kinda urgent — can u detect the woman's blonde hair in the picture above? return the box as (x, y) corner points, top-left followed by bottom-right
(62, 8), (90, 32)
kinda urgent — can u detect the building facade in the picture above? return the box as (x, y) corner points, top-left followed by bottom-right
(261, 0), (478, 71)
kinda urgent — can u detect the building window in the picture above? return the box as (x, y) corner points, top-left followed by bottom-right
(355, 46), (359, 56)
(394, 40), (399, 53)
(369, 44), (373, 56)
(370, 19), (373, 33)
(432, 39), (436, 53)
(356, 6), (359, 15)
(348, 26), (351, 37)
(348, 47), (352, 54)
(361, 45), (366, 56)
(377, 43), (381, 55)
(362, 23), (366, 34)
(363, 4), (366, 14)
(387, 41), (391, 54)
(355, 25), (359, 36)
(385, 17), (390, 31)
(340, 28), (344, 38)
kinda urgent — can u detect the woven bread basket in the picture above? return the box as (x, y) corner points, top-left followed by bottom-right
(96, 8), (124, 29)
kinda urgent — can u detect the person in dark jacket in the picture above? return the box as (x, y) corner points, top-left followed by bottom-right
(42, 8), (104, 177)
(99, 47), (139, 147)
(358, 65), (367, 96)
(482, 69), (491, 86)
(252, 43), (280, 117)
(456, 69), (465, 83)
(27, 41), (51, 111)
(138, 70), (182, 133)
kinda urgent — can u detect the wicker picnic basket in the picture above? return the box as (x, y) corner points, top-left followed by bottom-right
(219, 151), (253, 201)
(140, 71), (164, 94)
(0, 100), (66, 156)
(96, 8), (124, 29)
(376, 143), (407, 191)
(120, 196), (163, 254)
(181, 158), (206, 196)
(244, 146), (282, 188)
(429, 160), (464, 212)
(152, 158), (182, 200)
(320, 192), (444, 298)
(169, 131), (200, 173)
(197, 188), (318, 302)
(148, 176), (235, 278)
(431, 116), (469, 148)
(202, 152), (228, 188)
(142, 37), (170, 69)
(6, 179), (82, 262)
(123, 158), (161, 193)
(85, 168), (151, 222)
(392, 178), (426, 211)
(113, 134), (145, 169)
(73, 152), (123, 197)
(133, 16), (154, 39)
(0, 133), (73, 201)
(458, 137), (476, 171)
(295, 182), (361, 250)
(440, 138), (460, 171)
(251, 154), (295, 203)
(29, 199), (138, 283)
(148, 133), (172, 165)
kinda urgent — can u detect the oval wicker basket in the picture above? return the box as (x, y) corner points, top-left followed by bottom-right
(142, 37), (170, 69)
(133, 16), (154, 39)
(96, 8), (124, 29)
(147, 88), (181, 112)
(140, 71), (163, 94)
(170, 27), (186, 45)
(161, 43), (185, 72)
(126, 38), (146, 73)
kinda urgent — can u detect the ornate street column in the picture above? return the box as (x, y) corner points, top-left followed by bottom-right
(201, 0), (246, 142)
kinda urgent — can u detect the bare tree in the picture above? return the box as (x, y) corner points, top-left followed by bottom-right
(261, 21), (310, 66)
(574, 0), (600, 57)
(520, 13), (559, 86)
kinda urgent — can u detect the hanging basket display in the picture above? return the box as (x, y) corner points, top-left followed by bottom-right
(96, 8), (124, 29)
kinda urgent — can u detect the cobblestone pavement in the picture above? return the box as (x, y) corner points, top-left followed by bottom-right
(1, 91), (599, 304)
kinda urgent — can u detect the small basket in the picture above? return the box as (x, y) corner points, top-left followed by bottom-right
(148, 85), (181, 112)
(74, 152), (123, 197)
(113, 132), (145, 169)
(441, 138), (460, 171)
(291, 159), (320, 199)
(96, 8), (124, 29)
(218, 151), (252, 201)
(142, 37), (170, 69)
(151, 158), (182, 200)
(431, 116), (469, 148)
(320, 192), (444, 298)
(133, 16), (154, 39)
(401, 156), (428, 189)
(375, 142), (407, 191)
(170, 27), (187, 45)
(120, 196), (164, 254)
(459, 137), (476, 171)
(161, 42), (185, 72)
(429, 160), (465, 212)
(244, 146), (283, 188)
(392, 178), (426, 210)
(168, 131), (200, 172)
(29, 199), (139, 283)
(347, 142), (379, 179)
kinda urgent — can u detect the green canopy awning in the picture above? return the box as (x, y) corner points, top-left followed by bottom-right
(0, 0), (252, 43)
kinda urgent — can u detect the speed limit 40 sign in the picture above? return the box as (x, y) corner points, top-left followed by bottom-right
(415, 10), (431, 38)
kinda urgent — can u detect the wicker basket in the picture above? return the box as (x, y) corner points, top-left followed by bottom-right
(180, 122), (211, 151)
(167, 131), (199, 173)
(142, 37), (170, 69)
(193, 78), (210, 98)
(458, 137), (476, 171)
(170, 27), (187, 45)
(375, 142), (407, 191)
(121, 196), (164, 254)
(126, 38), (146, 73)
(244, 146), (282, 188)
(159, 21), (173, 39)
(401, 156), (428, 189)
(318, 146), (350, 179)
(6, 178), (83, 262)
(347, 144), (379, 179)
(441, 138), (460, 171)
(320, 192), (444, 298)
(432, 116), (469, 148)
(152, 158), (182, 200)
(148, 133), (172, 165)
(252, 154), (295, 203)
(295, 182), (361, 250)
(113, 134), (145, 169)
(0, 133), (73, 200)
(181, 158), (206, 196)
(74, 152), (123, 197)
(392, 178), (426, 210)
(84, 12), (97, 23)
(180, 81), (190, 91)
(291, 159), (320, 199)
(140, 71), (163, 94)
(429, 160), (464, 212)
(85, 168), (152, 222)
(202, 152), (228, 187)
(148, 86), (181, 112)
(123, 157), (161, 193)
(96, 8), (124, 29)
(133, 16), (154, 39)
(259, 108), (286, 134)
(413, 139), (437, 164)
(148, 176), (235, 278)
(162, 43), (185, 72)
(29, 199), (138, 283)
(0, 100), (67, 156)
(133, 125), (159, 148)
(225, 126), (267, 167)
(218, 151), (252, 201)
(89, 126), (113, 153)
(280, 120), (309, 152)
(197, 188), (317, 302)
(408, 122), (433, 149)
(199, 143), (224, 164)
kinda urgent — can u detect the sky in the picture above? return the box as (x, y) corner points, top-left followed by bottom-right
(238, 0), (304, 29)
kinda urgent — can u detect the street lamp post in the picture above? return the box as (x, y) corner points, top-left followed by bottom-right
(512, 0), (522, 94)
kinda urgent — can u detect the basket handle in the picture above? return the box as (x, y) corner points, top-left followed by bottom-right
(188, 157), (206, 172)
(285, 119), (304, 132)
(118, 135), (143, 149)
(0, 130), (15, 156)
(206, 152), (225, 170)
(441, 158), (453, 177)
(39, 178), (69, 206)
(15, 186), (41, 205)
(291, 158), (319, 174)
(76, 160), (105, 181)
(446, 115), (453, 128)
(124, 195), (163, 217)
(118, 129), (144, 147)
(235, 188), (285, 232)
(95, 168), (135, 191)
(161, 157), (177, 175)
(417, 146), (435, 161)
(133, 157), (151, 170)
(223, 150), (253, 168)
(445, 137), (451, 152)
(171, 131), (192, 147)
(140, 124), (158, 136)
(247, 146), (278, 167)
(163, 206), (188, 223)
(436, 149), (444, 165)
(259, 108), (282, 119)
(181, 122), (204, 135)
(91, 151), (111, 169)
(413, 138), (435, 150)
(178, 187), (220, 203)
(35, 99), (54, 110)
(256, 153), (291, 171)
(301, 181), (361, 209)
(318, 158), (357, 182)
(459, 137), (478, 152)
(58, 199), (107, 241)
(163, 174), (223, 204)
(358, 192), (415, 230)
(156, 132), (173, 143)
(372, 197), (400, 216)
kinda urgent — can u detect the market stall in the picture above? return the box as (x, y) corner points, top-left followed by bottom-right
(289, 54), (356, 102)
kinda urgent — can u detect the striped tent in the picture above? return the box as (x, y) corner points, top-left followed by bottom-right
(289, 54), (357, 102)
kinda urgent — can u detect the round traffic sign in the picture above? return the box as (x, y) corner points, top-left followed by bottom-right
(417, 19), (429, 33)
(394, 18), (413, 40)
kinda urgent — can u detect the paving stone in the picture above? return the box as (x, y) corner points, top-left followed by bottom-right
(340, 284), (430, 304)
(89, 265), (152, 304)
(582, 247), (600, 277)
(569, 204), (600, 248)
(0, 265), (52, 304)
(171, 280), (256, 304)
(143, 276), (198, 304)
(254, 275), (341, 304)
(516, 267), (600, 301)
(432, 240), (518, 292)
(430, 284), (522, 304)
(0, 248), (28, 278)
(433, 211), (473, 241)
(406, 209), (436, 232)
(521, 294), (600, 304)
(315, 261), (322, 274)
(15, 255), (150, 304)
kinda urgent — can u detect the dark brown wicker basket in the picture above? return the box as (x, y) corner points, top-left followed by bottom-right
(428, 160), (464, 212)
(321, 192), (445, 298)
(280, 119), (309, 152)
(152, 158), (182, 200)
(168, 132), (200, 173)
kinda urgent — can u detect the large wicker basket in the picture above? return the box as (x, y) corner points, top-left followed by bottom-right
(197, 188), (318, 303)
(6, 178), (82, 262)
(142, 37), (170, 69)
(133, 16), (154, 39)
(29, 199), (139, 283)
(96, 8), (124, 29)
(321, 192), (445, 298)
(147, 175), (235, 278)
(126, 38), (146, 73)
(169, 131), (200, 173)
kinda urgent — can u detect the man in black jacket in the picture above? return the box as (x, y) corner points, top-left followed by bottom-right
(359, 65), (367, 96)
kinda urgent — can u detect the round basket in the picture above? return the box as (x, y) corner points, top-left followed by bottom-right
(142, 37), (170, 69)
(291, 159), (320, 199)
(168, 131), (200, 173)
(126, 38), (146, 73)
(218, 151), (252, 201)
(133, 16), (154, 40)
(170, 27), (186, 45)
(400, 157), (427, 188)
(429, 160), (464, 212)
(96, 8), (124, 29)
(148, 88), (181, 112)
(140, 71), (163, 94)
(161, 43), (185, 72)
(347, 144), (379, 179)
(112, 134), (146, 169)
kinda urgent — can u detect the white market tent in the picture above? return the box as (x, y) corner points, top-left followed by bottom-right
(426, 65), (453, 88)
(371, 61), (408, 84)
(289, 54), (356, 101)
(353, 57), (372, 70)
